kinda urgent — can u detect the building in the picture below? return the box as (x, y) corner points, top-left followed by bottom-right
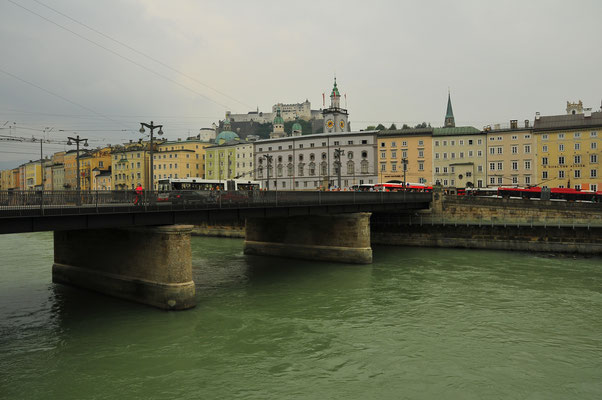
(78, 147), (112, 191)
(270, 108), (286, 139)
(226, 100), (322, 124)
(63, 150), (78, 189)
(484, 120), (536, 187)
(111, 143), (152, 190)
(51, 164), (65, 190)
(253, 131), (378, 190)
(533, 108), (601, 191)
(377, 128), (433, 185)
(432, 127), (486, 188)
(23, 160), (43, 190)
(92, 169), (112, 190)
(154, 138), (210, 184)
(322, 78), (349, 133)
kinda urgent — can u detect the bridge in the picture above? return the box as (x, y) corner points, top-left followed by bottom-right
(1, 190), (432, 310)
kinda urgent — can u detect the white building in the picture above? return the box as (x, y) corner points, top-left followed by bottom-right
(253, 131), (378, 190)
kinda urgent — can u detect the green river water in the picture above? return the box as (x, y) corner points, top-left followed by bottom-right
(0, 232), (601, 399)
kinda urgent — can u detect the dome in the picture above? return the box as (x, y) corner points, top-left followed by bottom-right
(216, 130), (239, 144)
(292, 122), (302, 132)
(273, 115), (284, 125)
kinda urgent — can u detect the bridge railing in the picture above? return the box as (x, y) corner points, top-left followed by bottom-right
(0, 190), (433, 217)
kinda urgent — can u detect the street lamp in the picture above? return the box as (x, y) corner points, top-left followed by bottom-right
(334, 147), (345, 189)
(262, 154), (273, 190)
(139, 121), (163, 190)
(402, 157), (408, 190)
(67, 135), (88, 193)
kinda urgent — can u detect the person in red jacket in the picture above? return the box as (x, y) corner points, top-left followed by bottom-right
(134, 183), (143, 206)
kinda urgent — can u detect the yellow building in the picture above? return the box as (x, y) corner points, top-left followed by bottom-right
(205, 143), (237, 181)
(111, 143), (152, 190)
(154, 138), (210, 185)
(63, 150), (78, 189)
(92, 169), (112, 190)
(484, 120), (536, 187)
(78, 147), (112, 190)
(377, 128), (433, 185)
(23, 160), (43, 190)
(534, 110), (601, 191)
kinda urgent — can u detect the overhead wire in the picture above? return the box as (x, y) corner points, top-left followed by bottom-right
(7, 0), (233, 110)
(31, 0), (252, 110)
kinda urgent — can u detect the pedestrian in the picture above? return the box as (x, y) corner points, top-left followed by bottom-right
(134, 183), (143, 206)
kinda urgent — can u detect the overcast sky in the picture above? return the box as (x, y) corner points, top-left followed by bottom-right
(1, 0), (601, 167)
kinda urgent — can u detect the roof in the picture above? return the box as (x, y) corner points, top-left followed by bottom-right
(206, 139), (243, 149)
(533, 111), (602, 131)
(445, 93), (454, 119)
(378, 128), (433, 137)
(433, 126), (482, 136)
(330, 78), (340, 97)
(216, 130), (240, 144)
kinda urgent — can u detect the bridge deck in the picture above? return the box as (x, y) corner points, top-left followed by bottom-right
(0, 190), (432, 234)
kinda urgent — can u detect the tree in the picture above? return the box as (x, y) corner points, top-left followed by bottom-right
(375, 124), (386, 130)
(366, 125), (376, 131)
(389, 123), (397, 130)
(414, 122), (429, 129)
(402, 124), (411, 129)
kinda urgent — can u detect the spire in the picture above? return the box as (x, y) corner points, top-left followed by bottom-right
(330, 76), (341, 108)
(444, 91), (455, 128)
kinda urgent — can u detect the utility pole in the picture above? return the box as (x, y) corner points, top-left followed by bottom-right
(334, 147), (345, 189)
(67, 135), (88, 203)
(139, 121), (163, 191)
(262, 154), (273, 190)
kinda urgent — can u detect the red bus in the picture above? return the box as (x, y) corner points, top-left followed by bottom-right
(497, 187), (602, 202)
(374, 183), (433, 192)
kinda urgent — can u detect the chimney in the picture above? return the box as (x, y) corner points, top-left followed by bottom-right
(535, 112), (541, 120)
(524, 120), (530, 128)
(510, 120), (518, 129)
(584, 107), (592, 118)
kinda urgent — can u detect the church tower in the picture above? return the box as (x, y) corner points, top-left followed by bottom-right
(270, 107), (285, 139)
(444, 91), (455, 128)
(322, 77), (349, 133)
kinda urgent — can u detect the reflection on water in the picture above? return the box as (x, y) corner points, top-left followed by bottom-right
(1, 232), (601, 399)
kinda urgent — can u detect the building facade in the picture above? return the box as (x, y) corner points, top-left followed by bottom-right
(154, 138), (209, 184)
(534, 110), (601, 191)
(111, 144), (152, 190)
(432, 127), (487, 188)
(484, 122), (536, 187)
(377, 128), (434, 185)
(322, 78), (349, 134)
(253, 131), (378, 190)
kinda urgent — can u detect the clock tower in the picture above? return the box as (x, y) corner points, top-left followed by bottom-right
(322, 77), (349, 133)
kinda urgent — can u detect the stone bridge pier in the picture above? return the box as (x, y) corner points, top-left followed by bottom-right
(52, 225), (195, 310)
(244, 212), (372, 264)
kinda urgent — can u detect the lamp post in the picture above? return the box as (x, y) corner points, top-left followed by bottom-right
(139, 121), (163, 191)
(262, 154), (273, 190)
(402, 157), (408, 191)
(334, 147), (345, 189)
(67, 135), (88, 192)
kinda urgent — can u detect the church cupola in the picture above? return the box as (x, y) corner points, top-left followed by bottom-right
(444, 91), (455, 128)
(322, 76), (349, 133)
(330, 77), (341, 109)
(270, 107), (285, 138)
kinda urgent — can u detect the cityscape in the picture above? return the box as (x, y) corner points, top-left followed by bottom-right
(2, 82), (600, 194)
(1, 1), (601, 400)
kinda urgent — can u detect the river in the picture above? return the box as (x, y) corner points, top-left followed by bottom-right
(0, 232), (601, 399)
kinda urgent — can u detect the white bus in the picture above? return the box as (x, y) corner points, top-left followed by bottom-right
(157, 178), (262, 203)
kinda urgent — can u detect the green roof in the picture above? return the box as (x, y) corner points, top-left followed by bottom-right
(292, 122), (302, 131)
(378, 128), (433, 136)
(273, 107), (284, 124)
(433, 126), (481, 136)
(216, 130), (239, 144)
(445, 93), (454, 119)
(330, 78), (340, 97)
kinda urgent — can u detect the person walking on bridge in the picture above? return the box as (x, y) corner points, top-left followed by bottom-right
(134, 183), (143, 206)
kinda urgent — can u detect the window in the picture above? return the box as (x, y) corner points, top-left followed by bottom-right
(524, 161), (531, 170)
(443, 141), (447, 146)
(477, 165), (483, 172)
(511, 146), (518, 154)
(574, 132), (581, 138)
(558, 156), (565, 165)
(512, 161), (518, 170)
(333, 141), (339, 146)
(451, 152), (455, 159)
(435, 167), (440, 174)
(391, 150), (397, 159)
(450, 166), (455, 173)
(435, 153), (440, 159)
(542, 171), (548, 179)
(525, 176), (531, 185)
(468, 140), (473, 145)
(380, 151), (386, 159)
(512, 176), (518, 184)
(558, 133), (565, 139)
(574, 170), (580, 178)
(459, 152), (464, 158)
(592, 142), (598, 150)
(558, 170), (565, 178)
(435, 140), (439, 146)
(511, 135), (518, 140)
(402, 151), (407, 158)
(391, 141), (396, 147)
(489, 162), (495, 171)
(380, 163), (386, 172)
(497, 147), (503, 154)
(574, 155), (581, 164)
(490, 147), (495, 155)
(443, 153), (448, 159)
(469, 150), (474, 157)
(443, 167), (448, 173)
(380, 142), (385, 147)
(402, 141), (407, 147)
(418, 150), (424, 158)
(477, 150), (483, 157)
(391, 163), (397, 172)
(459, 140), (464, 145)
(348, 140), (353, 145)
(490, 177), (495, 185)
(591, 154), (598, 163)
(450, 141), (455, 146)
(451, 179), (455, 186)
(310, 143), (315, 148)
(497, 162), (503, 170)
(418, 162), (424, 171)
(443, 179), (448, 186)
(478, 139), (482, 145)
(489, 137), (495, 141)
(542, 145), (548, 152)
(575, 143), (580, 150)
(418, 140), (424, 146)
(542, 157), (548, 165)
(524, 145), (531, 153)
(497, 177), (503, 184)
(361, 140), (368, 144)
(592, 184), (598, 191)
